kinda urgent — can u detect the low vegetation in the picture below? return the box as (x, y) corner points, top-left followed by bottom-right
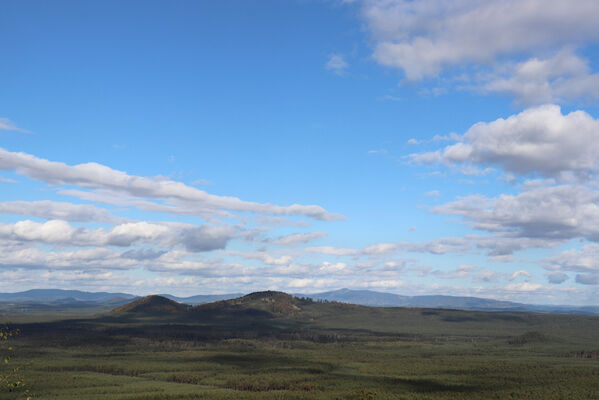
(2, 291), (599, 399)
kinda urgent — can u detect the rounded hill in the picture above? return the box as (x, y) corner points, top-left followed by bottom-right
(113, 295), (189, 314)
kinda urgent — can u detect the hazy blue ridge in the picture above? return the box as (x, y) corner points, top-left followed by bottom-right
(158, 293), (244, 305)
(0, 289), (137, 303)
(1, 288), (599, 315)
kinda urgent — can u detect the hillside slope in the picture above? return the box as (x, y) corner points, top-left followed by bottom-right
(113, 295), (189, 314)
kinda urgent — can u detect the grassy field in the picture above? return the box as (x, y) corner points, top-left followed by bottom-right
(2, 292), (599, 399)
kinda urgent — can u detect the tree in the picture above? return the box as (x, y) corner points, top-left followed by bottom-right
(0, 326), (31, 399)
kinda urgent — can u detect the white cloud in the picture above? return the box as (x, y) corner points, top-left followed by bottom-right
(0, 245), (139, 271)
(0, 219), (236, 252)
(361, 0), (599, 80)
(227, 250), (293, 266)
(0, 147), (344, 221)
(306, 242), (398, 257)
(504, 282), (544, 292)
(399, 237), (470, 255)
(474, 270), (503, 283)
(255, 216), (311, 228)
(325, 54), (349, 75)
(305, 246), (360, 256)
(433, 264), (478, 279)
(317, 261), (350, 274)
(270, 232), (328, 246)
(434, 185), (599, 243)
(411, 105), (599, 178)
(368, 149), (388, 155)
(543, 244), (599, 273)
(0, 200), (118, 222)
(483, 50), (599, 105)
(363, 242), (398, 255)
(508, 270), (532, 281)
(0, 118), (30, 133)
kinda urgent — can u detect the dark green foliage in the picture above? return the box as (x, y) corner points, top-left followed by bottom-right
(3, 293), (599, 399)
(0, 326), (30, 399)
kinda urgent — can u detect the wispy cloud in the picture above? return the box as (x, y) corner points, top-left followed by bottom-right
(0, 118), (30, 133)
(0, 147), (345, 221)
(325, 54), (349, 75)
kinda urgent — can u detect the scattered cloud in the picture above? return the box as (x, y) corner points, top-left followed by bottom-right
(543, 244), (599, 273)
(508, 270), (532, 281)
(0, 219), (237, 252)
(360, 0), (599, 80)
(433, 264), (478, 279)
(270, 232), (328, 246)
(368, 149), (388, 155)
(546, 271), (568, 284)
(0, 118), (30, 133)
(325, 54), (349, 75)
(228, 250), (293, 266)
(434, 185), (599, 243)
(411, 105), (599, 179)
(0, 200), (119, 223)
(575, 273), (599, 285)
(305, 246), (360, 256)
(482, 49), (599, 105)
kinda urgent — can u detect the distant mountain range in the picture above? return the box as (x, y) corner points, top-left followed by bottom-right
(0, 289), (136, 305)
(1, 288), (598, 315)
(301, 288), (599, 315)
(159, 293), (245, 305)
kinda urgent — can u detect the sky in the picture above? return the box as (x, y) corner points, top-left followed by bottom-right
(2, 0), (599, 304)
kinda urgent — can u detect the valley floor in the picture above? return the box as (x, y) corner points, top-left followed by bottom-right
(3, 296), (599, 399)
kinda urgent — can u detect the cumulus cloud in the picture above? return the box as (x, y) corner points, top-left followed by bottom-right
(411, 105), (599, 178)
(0, 147), (344, 221)
(0, 245), (139, 270)
(360, 0), (599, 80)
(508, 270), (532, 281)
(483, 50), (599, 105)
(543, 244), (599, 274)
(503, 282), (544, 292)
(0, 219), (236, 252)
(435, 185), (599, 243)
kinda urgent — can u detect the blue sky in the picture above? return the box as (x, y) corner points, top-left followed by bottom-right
(2, 0), (599, 304)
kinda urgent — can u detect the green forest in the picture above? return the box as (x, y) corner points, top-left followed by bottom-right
(2, 292), (599, 399)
